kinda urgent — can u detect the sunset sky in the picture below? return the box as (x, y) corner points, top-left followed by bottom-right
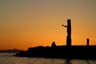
(0, 0), (96, 50)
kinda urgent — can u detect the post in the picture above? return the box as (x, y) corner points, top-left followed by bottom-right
(87, 38), (89, 46)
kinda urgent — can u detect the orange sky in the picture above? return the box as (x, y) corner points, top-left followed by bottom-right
(0, 0), (96, 50)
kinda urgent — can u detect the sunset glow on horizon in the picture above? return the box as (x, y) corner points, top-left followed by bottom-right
(0, 0), (96, 50)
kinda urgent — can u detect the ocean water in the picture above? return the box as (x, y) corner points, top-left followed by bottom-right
(0, 53), (96, 64)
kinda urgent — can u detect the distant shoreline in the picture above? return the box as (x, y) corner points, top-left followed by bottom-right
(0, 49), (21, 53)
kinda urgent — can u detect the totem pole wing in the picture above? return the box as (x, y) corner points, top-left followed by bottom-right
(62, 24), (67, 27)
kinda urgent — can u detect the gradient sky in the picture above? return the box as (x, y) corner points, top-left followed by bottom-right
(0, 0), (96, 50)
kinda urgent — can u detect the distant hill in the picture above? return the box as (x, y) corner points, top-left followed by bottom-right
(0, 49), (22, 53)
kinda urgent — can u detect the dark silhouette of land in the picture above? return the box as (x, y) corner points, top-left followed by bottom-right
(0, 49), (21, 53)
(14, 45), (96, 60)
(14, 19), (96, 60)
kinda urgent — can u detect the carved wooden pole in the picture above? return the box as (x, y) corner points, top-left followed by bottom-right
(62, 19), (72, 47)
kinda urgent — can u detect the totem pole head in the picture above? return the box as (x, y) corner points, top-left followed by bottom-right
(67, 19), (71, 24)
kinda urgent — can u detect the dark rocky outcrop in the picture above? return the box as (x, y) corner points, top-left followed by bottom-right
(14, 45), (96, 60)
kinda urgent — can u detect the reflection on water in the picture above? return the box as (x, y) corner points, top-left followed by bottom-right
(64, 59), (72, 64)
(0, 53), (96, 64)
(0, 53), (16, 57)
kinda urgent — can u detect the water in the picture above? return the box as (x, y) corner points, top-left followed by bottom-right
(0, 53), (96, 64)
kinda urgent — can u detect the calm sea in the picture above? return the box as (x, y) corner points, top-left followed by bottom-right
(0, 53), (96, 64)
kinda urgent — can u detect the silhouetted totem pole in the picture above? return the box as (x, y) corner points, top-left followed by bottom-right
(62, 19), (72, 47)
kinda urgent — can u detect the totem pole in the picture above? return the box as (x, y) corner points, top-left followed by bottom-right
(62, 19), (72, 47)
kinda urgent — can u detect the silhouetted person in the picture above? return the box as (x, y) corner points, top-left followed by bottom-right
(87, 38), (89, 46)
(51, 41), (56, 47)
(62, 19), (72, 47)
